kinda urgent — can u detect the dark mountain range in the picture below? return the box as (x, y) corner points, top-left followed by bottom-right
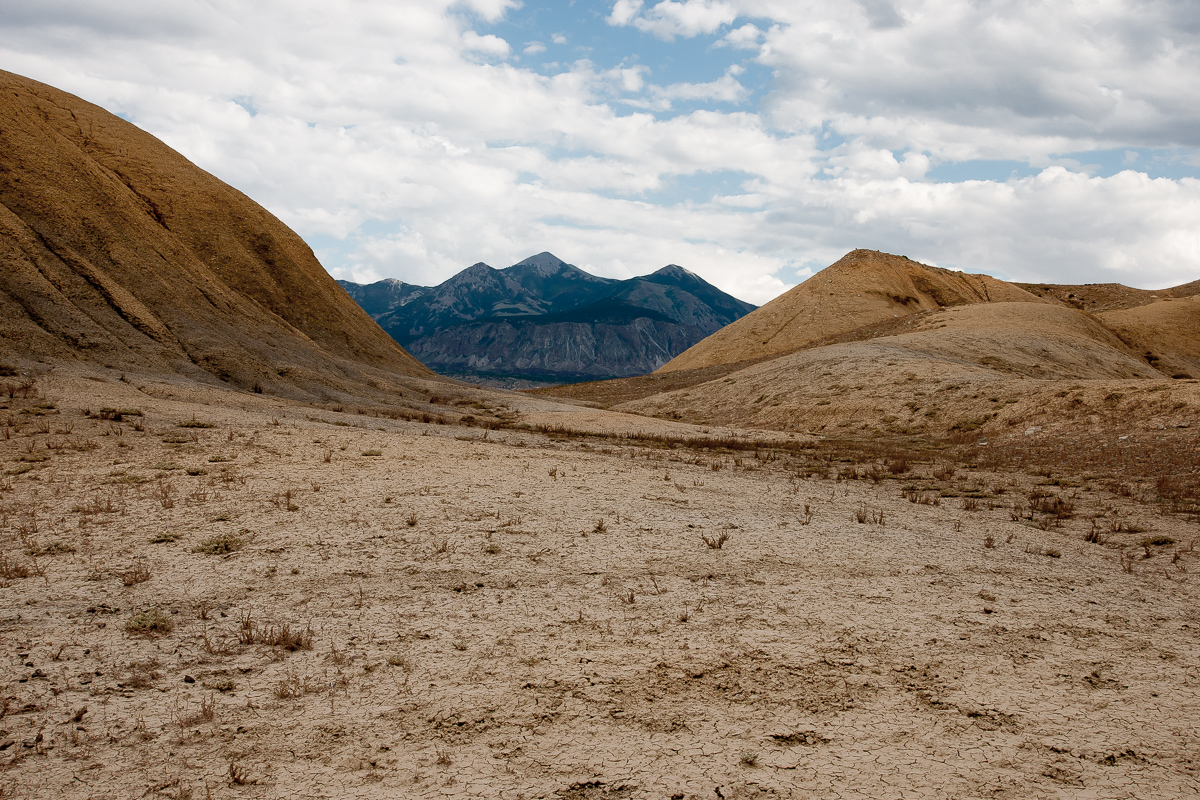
(339, 253), (756, 385)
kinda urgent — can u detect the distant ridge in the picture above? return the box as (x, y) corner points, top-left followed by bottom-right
(340, 253), (756, 385)
(0, 69), (431, 398)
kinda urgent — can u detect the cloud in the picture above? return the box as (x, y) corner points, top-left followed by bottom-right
(753, 0), (1200, 159)
(607, 0), (644, 27)
(523, 41), (546, 55)
(462, 30), (511, 57)
(722, 22), (762, 49)
(609, 0), (737, 40)
(0, 0), (1196, 306)
(454, 0), (522, 23)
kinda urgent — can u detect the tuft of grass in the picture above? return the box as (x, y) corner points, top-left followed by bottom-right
(125, 607), (174, 636)
(238, 612), (314, 651)
(0, 553), (32, 580)
(193, 532), (244, 555)
(119, 562), (152, 586)
(700, 531), (730, 549)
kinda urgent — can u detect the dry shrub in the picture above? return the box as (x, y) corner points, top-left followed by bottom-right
(193, 532), (243, 555)
(125, 608), (174, 636)
(238, 611), (314, 651)
(119, 561), (152, 586)
(0, 553), (31, 580)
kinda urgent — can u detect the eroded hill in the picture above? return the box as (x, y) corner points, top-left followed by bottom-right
(0, 69), (431, 400)
(659, 249), (1043, 374)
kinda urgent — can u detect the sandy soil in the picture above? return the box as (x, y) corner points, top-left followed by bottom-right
(2, 372), (1198, 799)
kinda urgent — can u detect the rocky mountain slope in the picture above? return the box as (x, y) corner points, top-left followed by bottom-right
(340, 254), (756, 385)
(0, 70), (432, 399)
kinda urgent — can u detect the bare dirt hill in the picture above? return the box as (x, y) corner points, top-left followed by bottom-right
(617, 302), (1193, 438)
(0, 70), (431, 399)
(659, 249), (1044, 373)
(1016, 279), (1200, 312)
(1099, 295), (1200, 379)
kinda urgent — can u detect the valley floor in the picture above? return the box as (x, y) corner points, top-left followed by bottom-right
(1, 373), (1198, 799)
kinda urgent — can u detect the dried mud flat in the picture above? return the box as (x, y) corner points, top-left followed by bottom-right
(1, 374), (1198, 799)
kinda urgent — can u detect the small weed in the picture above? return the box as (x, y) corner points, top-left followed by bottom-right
(125, 608), (174, 636)
(854, 506), (885, 525)
(0, 553), (32, 580)
(193, 532), (244, 555)
(119, 562), (152, 586)
(700, 531), (730, 549)
(228, 762), (256, 786)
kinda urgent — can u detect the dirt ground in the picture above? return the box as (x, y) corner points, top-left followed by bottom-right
(2, 372), (1198, 799)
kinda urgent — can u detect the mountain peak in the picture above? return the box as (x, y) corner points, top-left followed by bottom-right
(512, 252), (570, 277)
(652, 264), (701, 280)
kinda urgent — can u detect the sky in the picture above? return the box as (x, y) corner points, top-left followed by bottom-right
(1, 0), (1199, 304)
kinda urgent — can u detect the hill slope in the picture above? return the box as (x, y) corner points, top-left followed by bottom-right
(0, 69), (430, 397)
(659, 249), (1044, 373)
(618, 301), (1180, 436)
(341, 254), (756, 384)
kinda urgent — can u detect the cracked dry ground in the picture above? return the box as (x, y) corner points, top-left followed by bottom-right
(1, 383), (1198, 799)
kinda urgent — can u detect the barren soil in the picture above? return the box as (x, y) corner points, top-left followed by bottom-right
(1, 371), (1198, 799)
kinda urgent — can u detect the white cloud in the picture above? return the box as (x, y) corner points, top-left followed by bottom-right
(607, 0), (644, 27)
(0, 0), (1197, 307)
(523, 41), (546, 55)
(461, 30), (510, 57)
(610, 0), (738, 40)
(454, 0), (521, 23)
(722, 23), (761, 48)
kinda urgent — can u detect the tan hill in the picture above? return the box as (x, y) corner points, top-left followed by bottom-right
(658, 249), (1045, 373)
(1016, 279), (1200, 312)
(0, 70), (431, 398)
(616, 301), (1194, 437)
(1098, 295), (1200, 379)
